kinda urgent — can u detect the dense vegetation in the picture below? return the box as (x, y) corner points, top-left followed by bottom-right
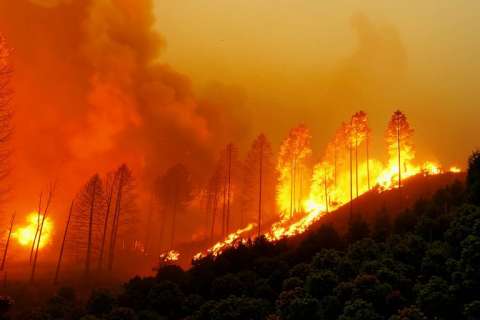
(3, 152), (480, 320)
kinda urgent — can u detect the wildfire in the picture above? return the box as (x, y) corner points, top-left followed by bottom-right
(159, 250), (180, 263)
(194, 223), (256, 259)
(194, 110), (464, 261)
(12, 212), (53, 249)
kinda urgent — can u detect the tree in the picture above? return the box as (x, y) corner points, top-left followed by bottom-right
(373, 206), (391, 242)
(0, 212), (14, 271)
(107, 164), (137, 271)
(30, 183), (55, 284)
(241, 134), (275, 236)
(276, 124), (312, 218)
(346, 214), (370, 243)
(205, 161), (223, 242)
(350, 111), (369, 197)
(157, 164), (193, 249)
(54, 201), (74, 284)
(386, 110), (414, 188)
(98, 171), (117, 270)
(69, 175), (106, 277)
(0, 35), (12, 202)
(466, 151), (480, 205)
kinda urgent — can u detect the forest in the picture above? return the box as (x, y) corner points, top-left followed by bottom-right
(0, 151), (477, 320)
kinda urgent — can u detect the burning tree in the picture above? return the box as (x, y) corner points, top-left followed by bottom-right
(107, 164), (137, 271)
(350, 111), (369, 198)
(276, 124), (312, 219)
(0, 35), (12, 201)
(240, 134), (275, 236)
(70, 174), (106, 277)
(386, 110), (414, 188)
(205, 161), (224, 242)
(156, 163), (193, 250)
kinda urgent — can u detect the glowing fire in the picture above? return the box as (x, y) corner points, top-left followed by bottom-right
(194, 110), (464, 261)
(159, 250), (180, 263)
(194, 223), (256, 259)
(12, 212), (53, 249)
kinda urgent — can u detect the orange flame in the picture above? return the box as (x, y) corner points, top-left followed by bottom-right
(12, 212), (53, 249)
(194, 111), (463, 260)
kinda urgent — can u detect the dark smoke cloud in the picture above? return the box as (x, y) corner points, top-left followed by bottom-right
(0, 0), (246, 213)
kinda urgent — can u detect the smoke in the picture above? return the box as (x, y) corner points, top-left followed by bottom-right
(0, 0), (245, 213)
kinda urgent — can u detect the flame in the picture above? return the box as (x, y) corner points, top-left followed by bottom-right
(449, 166), (461, 173)
(194, 111), (460, 261)
(159, 250), (180, 263)
(195, 223), (256, 259)
(12, 212), (53, 249)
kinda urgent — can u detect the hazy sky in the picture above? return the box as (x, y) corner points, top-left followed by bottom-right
(154, 0), (480, 167)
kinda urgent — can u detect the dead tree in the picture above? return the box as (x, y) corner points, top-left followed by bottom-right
(98, 171), (117, 270)
(241, 134), (275, 236)
(30, 183), (55, 284)
(54, 200), (74, 284)
(156, 164), (193, 250)
(0, 35), (13, 203)
(29, 192), (43, 264)
(107, 164), (137, 272)
(0, 212), (15, 271)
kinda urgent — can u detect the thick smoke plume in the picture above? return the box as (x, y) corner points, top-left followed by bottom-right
(0, 0), (242, 213)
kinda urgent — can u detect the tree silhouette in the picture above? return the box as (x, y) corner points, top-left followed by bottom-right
(30, 183), (55, 284)
(205, 160), (225, 241)
(71, 174), (106, 277)
(107, 164), (137, 271)
(241, 134), (275, 236)
(277, 124), (312, 218)
(0, 212), (14, 271)
(0, 35), (12, 202)
(386, 110), (414, 188)
(54, 200), (74, 284)
(157, 164), (193, 249)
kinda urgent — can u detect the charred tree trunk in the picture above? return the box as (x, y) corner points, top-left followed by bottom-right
(366, 133), (370, 190)
(397, 123), (402, 188)
(54, 201), (74, 284)
(108, 172), (124, 272)
(85, 181), (97, 277)
(0, 212), (15, 271)
(170, 186), (178, 250)
(226, 145), (232, 234)
(30, 185), (54, 284)
(355, 134), (359, 198)
(29, 192), (43, 264)
(210, 190), (218, 242)
(257, 140), (264, 237)
(98, 181), (115, 270)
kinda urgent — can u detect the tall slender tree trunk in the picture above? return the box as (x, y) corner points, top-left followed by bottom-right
(54, 201), (74, 284)
(98, 183), (114, 270)
(1, 212), (15, 271)
(355, 135), (359, 198)
(397, 123), (402, 188)
(30, 193), (43, 264)
(108, 174), (124, 272)
(257, 141), (264, 237)
(226, 145), (232, 234)
(170, 186), (178, 250)
(290, 158), (294, 219)
(334, 146), (337, 188)
(85, 181), (97, 277)
(144, 196), (154, 255)
(349, 141), (353, 220)
(30, 186), (53, 284)
(210, 190), (218, 242)
(222, 149), (228, 237)
(324, 168), (329, 213)
(366, 133), (370, 190)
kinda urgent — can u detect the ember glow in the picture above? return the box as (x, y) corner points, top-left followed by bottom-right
(195, 110), (461, 258)
(12, 212), (53, 249)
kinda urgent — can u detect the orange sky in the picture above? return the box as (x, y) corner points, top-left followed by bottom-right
(154, 0), (480, 166)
